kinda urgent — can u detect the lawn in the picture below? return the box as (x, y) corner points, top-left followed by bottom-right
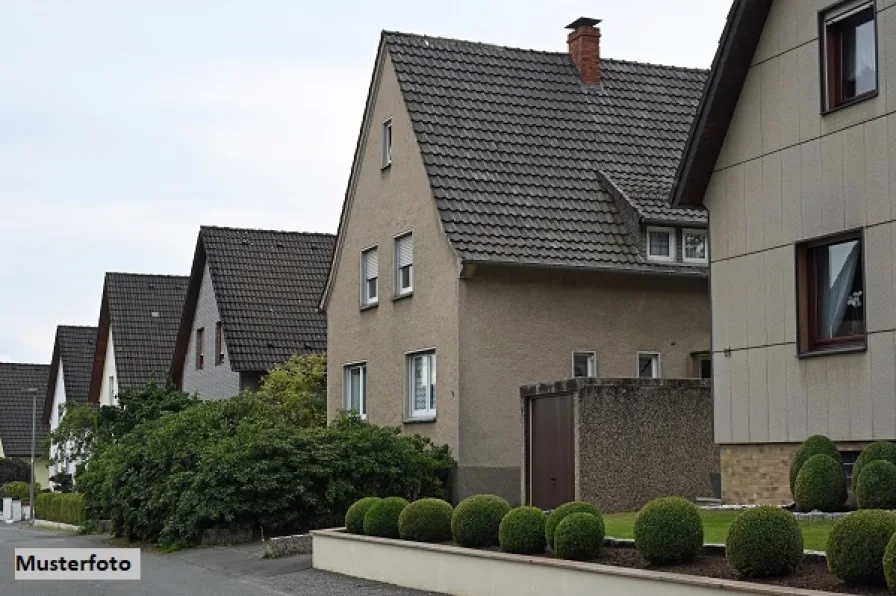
(604, 510), (834, 552)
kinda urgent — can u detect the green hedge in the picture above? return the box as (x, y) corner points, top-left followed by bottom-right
(789, 435), (841, 497)
(34, 493), (84, 526)
(545, 502), (601, 550)
(827, 509), (896, 584)
(1, 481), (39, 504)
(725, 506), (803, 578)
(634, 496), (703, 565)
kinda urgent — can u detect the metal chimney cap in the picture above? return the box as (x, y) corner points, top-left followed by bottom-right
(566, 17), (601, 30)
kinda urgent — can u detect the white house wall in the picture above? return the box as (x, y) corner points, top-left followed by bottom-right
(98, 332), (119, 406)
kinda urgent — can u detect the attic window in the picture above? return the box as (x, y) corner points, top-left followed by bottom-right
(821, 0), (877, 112)
(151, 311), (160, 318)
(683, 229), (708, 263)
(647, 227), (675, 262)
(382, 119), (393, 169)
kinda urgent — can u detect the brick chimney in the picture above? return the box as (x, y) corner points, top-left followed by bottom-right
(566, 17), (602, 84)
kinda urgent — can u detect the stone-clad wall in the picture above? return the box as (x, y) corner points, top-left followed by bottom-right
(522, 378), (718, 513)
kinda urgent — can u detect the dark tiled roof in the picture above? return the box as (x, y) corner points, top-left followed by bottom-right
(384, 32), (708, 271)
(43, 326), (97, 424)
(0, 363), (50, 457)
(106, 273), (189, 391)
(182, 227), (335, 373)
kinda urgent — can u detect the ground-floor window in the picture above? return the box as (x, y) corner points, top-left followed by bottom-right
(343, 362), (367, 420)
(572, 351), (596, 377)
(637, 352), (661, 379)
(407, 350), (436, 419)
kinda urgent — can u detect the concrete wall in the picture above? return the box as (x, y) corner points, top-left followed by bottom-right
(325, 52), (461, 455)
(98, 332), (119, 407)
(708, 0), (896, 446)
(521, 378), (718, 513)
(182, 263), (241, 400)
(459, 267), (710, 502)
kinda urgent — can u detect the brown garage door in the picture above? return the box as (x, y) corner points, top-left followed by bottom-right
(529, 393), (574, 510)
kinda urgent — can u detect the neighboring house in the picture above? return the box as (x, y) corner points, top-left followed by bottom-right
(88, 272), (189, 406)
(0, 363), (51, 487)
(43, 325), (97, 485)
(171, 226), (335, 399)
(322, 19), (712, 503)
(672, 0), (895, 503)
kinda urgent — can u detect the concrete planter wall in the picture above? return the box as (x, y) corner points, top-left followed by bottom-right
(312, 529), (835, 596)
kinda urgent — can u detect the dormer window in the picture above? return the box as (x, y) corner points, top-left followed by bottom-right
(683, 229), (708, 263)
(382, 119), (393, 168)
(821, 0), (877, 112)
(646, 227), (675, 262)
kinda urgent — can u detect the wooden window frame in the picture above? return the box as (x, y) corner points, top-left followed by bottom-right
(795, 230), (866, 355)
(819, 0), (879, 113)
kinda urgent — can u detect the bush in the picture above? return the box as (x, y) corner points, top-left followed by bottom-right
(794, 454), (846, 512)
(856, 460), (896, 510)
(363, 497), (408, 538)
(1, 481), (39, 504)
(634, 496), (703, 565)
(451, 494), (511, 548)
(0, 458), (31, 486)
(883, 531), (896, 593)
(399, 498), (452, 543)
(345, 497), (381, 535)
(554, 512), (604, 561)
(34, 493), (83, 525)
(853, 442), (896, 493)
(499, 506), (546, 554)
(545, 502), (601, 550)
(789, 435), (841, 497)
(726, 506), (803, 578)
(827, 510), (896, 584)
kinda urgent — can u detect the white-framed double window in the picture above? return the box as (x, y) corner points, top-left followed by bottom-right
(637, 352), (661, 379)
(647, 227), (675, 262)
(572, 351), (596, 377)
(683, 228), (708, 263)
(406, 349), (436, 419)
(395, 232), (414, 295)
(361, 246), (379, 306)
(382, 118), (393, 168)
(343, 362), (367, 420)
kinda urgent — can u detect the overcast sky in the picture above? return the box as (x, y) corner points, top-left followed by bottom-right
(0, 1), (730, 364)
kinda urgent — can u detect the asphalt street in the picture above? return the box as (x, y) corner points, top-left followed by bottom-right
(0, 523), (443, 596)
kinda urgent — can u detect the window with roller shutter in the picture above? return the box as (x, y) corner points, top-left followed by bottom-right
(395, 233), (413, 296)
(361, 246), (379, 307)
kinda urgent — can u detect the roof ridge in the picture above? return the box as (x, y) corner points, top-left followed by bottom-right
(383, 30), (708, 72)
(57, 324), (98, 330)
(201, 225), (335, 238)
(106, 272), (188, 279)
(0, 362), (50, 368)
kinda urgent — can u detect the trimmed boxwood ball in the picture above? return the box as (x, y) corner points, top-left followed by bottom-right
(398, 498), (453, 543)
(882, 530), (896, 592)
(499, 506), (547, 554)
(827, 509), (896, 584)
(545, 501), (602, 550)
(853, 442), (896, 493)
(634, 496), (703, 565)
(345, 497), (381, 534)
(789, 434), (841, 497)
(856, 460), (896, 510)
(362, 496), (408, 538)
(553, 512), (604, 561)
(794, 454), (847, 512)
(725, 506), (803, 578)
(451, 494), (511, 548)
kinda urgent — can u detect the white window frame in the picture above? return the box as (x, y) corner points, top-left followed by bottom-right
(637, 351), (662, 379)
(382, 118), (393, 169)
(571, 351), (597, 377)
(343, 361), (367, 420)
(682, 228), (709, 264)
(406, 348), (436, 420)
(394, 231), (414, 296)
(361, 245), (379, 307)
(646, 227), (676, 262)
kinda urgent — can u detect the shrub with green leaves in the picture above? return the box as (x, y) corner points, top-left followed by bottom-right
(634, 496), (703, 565)
(853, 442), (896, 493)
(794, 454), (846, 512)
(827, 510), (896, 584)
(498, 506), (546, 554)
(856, 460), (896, 510)
(1, 481), (38, 503)
(363, 497), (408, 538)
(398, 498), (452, 543)
(553, 512), (604, 561)
(0, 458), (31, 487)
(789, 435), (841, 497)
(34, 493), (83, 525)
(545, 502), (601, 550)
(345, 497), (381, 534)
(882, 530), (896, 593)
(725, 506), (803, 578)
(451, 494), (511, 548)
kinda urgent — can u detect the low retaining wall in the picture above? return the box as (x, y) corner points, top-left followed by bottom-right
(312, 529), (832, 596)
(33, 519), (80, 532)
(200, 527), (254, 546)
(263, 533), (312, 558)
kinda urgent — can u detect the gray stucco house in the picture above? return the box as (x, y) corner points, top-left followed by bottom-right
(171, 226), (335, 400)
(321, 18), (713, 504)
